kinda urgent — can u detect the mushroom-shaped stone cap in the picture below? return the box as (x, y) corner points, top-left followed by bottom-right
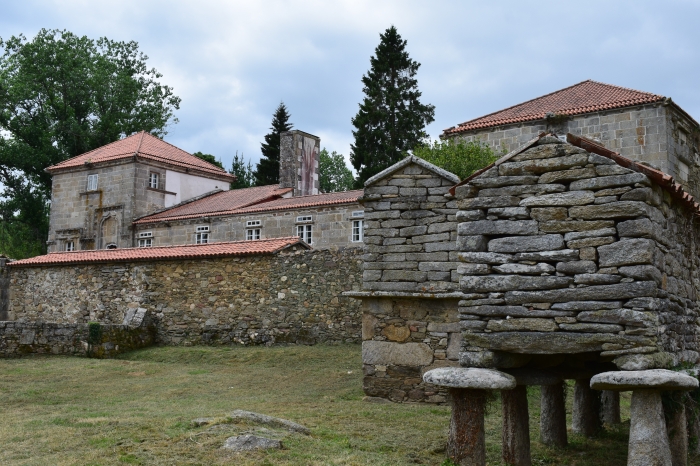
(591, 369), (699, 391)
(423, 367), (516, 390)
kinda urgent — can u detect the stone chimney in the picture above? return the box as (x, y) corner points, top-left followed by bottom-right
(279, 130), (320, 196)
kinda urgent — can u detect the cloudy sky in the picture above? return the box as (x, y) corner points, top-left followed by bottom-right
(2, 0), (699, 172)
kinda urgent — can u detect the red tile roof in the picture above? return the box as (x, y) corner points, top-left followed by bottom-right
(47, 131), (234, 180)
(8, 237), (308, 267)
(443, 80), (665, 135)
(135, 188), (362, 224)
(133, 185), (293, 224)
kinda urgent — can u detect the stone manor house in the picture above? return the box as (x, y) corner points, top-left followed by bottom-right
(46, 129), (363, 252)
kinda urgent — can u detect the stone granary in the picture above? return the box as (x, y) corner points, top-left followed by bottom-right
(354, 133), (700, 465)
(443, 80), (700, 199)
(46, 129), (363, 252)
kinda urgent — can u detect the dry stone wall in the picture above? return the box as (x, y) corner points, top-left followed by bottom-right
(8, 248), (362, 346)
(455, 136), (700, 372)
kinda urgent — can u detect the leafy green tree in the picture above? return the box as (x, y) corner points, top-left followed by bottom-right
(0, 29), (180, 255)
(412, 139), (497, 180)
(230, 151), (255, 189)
(0, 221), (43, 259)
(319, 148), (355, 193)
(255, 102), (292, 186)
(192, 151), (224, 169)
(350, 26), (435, 187)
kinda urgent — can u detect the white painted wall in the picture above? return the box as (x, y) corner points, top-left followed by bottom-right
(164, 170), (229, 207)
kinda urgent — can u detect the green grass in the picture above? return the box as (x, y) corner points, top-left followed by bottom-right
(0, 345), (694, 465)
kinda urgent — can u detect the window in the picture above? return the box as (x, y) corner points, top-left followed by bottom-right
(87, 174), (98, 191)
(246, 220), (261, 227)
(246, 228), (261, 240)
(352, 211), (364, 218)
(352, 220), (363, 242)
(138, 231), (153, 238)
(149, 172), (160, 189)
(195, 225), (209, 244)
(138, 238), (153, 247)
(296, 215), (312, 223)
(297, 224), (312, 244)
(65, 241), (75, 252)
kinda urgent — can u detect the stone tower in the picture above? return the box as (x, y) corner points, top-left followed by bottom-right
(279, 130), (320, 196)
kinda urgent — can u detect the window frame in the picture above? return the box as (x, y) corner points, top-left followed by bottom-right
(87, 174), (98, 191)
(65, 241), (75, 252)
(246, 228), (261, 241)
(148, 172), (160, 189)
(297, 224), (312, 244)
(138, 238), (153, 248)
(352, 219), (364, 242)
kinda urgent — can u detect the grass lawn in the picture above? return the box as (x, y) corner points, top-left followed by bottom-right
(0, 344), (687, 465)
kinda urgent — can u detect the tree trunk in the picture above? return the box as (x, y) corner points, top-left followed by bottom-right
(502, 385), (531, 466)
(448, 388), (487, 466)
(600, 390), (621, 425)
(572, 378), (601, 437)
(540, 382), (567, 447)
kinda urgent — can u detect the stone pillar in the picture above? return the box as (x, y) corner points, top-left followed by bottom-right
(666, 399), (688, 466)
(572, 378), (601, 437)
(424, 367), (517, 466)
(540, 382), (567, 447)
(687, 400), (700, 458)
(600, 390), (621, 425)
(501, 385), (531, 466)
(590, 370), (699, 466)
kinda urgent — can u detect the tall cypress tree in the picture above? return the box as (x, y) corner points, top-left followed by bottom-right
(350, 26), (435, 186)
(255, 102), (293, 186)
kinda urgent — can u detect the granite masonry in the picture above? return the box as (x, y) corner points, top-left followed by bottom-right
(7, 246), (362, 346)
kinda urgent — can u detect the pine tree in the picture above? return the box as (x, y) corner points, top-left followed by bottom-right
(255, 102), (293, 186)
(230, 151), (255, 189)
(350, 26), (435, 186)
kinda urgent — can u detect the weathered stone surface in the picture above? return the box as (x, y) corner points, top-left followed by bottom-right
(569, 172), (650, 191)
(564, 228), (617, 241)
(538, 167), (597, 184)
(492, 263), (555, 275)
(513, 142), (585, 160)
(459, 350), (532, 369)
(598, 239), (656, 267)
(479, 184), (565, 197)
(499, 154), (589, 175)
(520, 191), (595, 207)
(573, 274), (622, 285)
(530, 207), (567, 222)
(596, 165), (635, 176)
(613, 353), (673, 371)
(461, 275), (572, 292)
(588, 153), (616, 165)
(569, 201), (652, 219)
(469, 176), (539, 188)
(590, 370), (699, 391)
(556, 260), (597, 274)
(626, 390), (672, 466)
(486, 318), (557, 332)
(558, 322), (623, 333)
(222, 435), (282, 451)
(577, 308), (656, 327)
(488, 234), (565, 253)
(457, 264), (491, 275)
(423, 367), (516, 389)
(458, 252), (513, 264)
(229, 410), (311, 435)
(362, 341), (433, 366)
(468, 332), (651, 354)
(487, 207), (530, 219)
(513, 249), (579, 262)
(539, 220), (616, 233)
(616, 218), (656, 238)
(551, 301), (622, 311)
(568, 237), (616, 248)
(457, 196), (521, 209)
(623, 297), (663, 311)
(504, 281), (657, 304)
(620, 187), (653, 202)
(456, 210), (485, 221)
(457, 235), (488, 252)
(458, 220), (538, 236)
(459, 305), (574, 318)
(540, 382), (568, 447)
(618, 265), (662, 284)
(382, 325), (411, 342)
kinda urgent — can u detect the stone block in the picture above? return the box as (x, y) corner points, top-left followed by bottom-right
(558, 323), (624, 333)
(461, 275), (572, 292)
(487, 207), (530, 219)
(520, 191), (595, 207)
(569, 202), (652, 220)
(620, 187), (653, 202)
(530, 207), (568, 222)
(504, 281), (657, 304)
(539, 220), (615, 233)
(551, 301), (622, 311)
(467, 331), (652, 354)
(458, 220), (538, 236)
(399, 225), (428, 236)
(595, 165), (635, 176)
(573, 274), (622, 285)
(577, 308), (656, 327)
(457, 235), (487, 251)
(457, 196), (521, 209)
(616, 218), (655, 238)
(456, 210), (485, 221)
(618, 265), (662, 284)
(513, 249), (579, 262)
(567, 236), (615, 248)
(564, 228), (617, 241)
(362, 341), (434, 366)
(479, 184), (565, 197)
(492, 263), (555, 274)
(498, 154), (589, 175)
(598, 238), (656, 267)
(468, 176), (539, 188)
(382, 270), (427, 282)
(412, 233), (450, 244)
(457, 264), (491, 275)
(486, 318), (557, 332)
(538, 167), (597, 184)
(569, 173), (650, 190)
(488, 234), (565, 253)
(459, 305), (574, 317)
(556, 260), (597, 274)
(458, 251), (513, 264)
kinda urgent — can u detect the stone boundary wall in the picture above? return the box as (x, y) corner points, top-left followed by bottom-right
(0, 322), (155, 358)
(8, 248), (362, 346)
(0, 258), (8, 320)
(454, 136), (700, 371)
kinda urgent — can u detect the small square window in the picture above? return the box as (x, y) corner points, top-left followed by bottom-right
(246, 228), (261, 240)
(65, 241), (75, 252)
(87, 174), (98, 191)
(138, 231), (153, 238)
(352, 220), (363, 242)
(246, 220), (262, 227)
(196, 232), (209, 244)
(149, 173), (160, 189)
(138, 238), (153, 247)
(296, 215), (313, 223)
(297, 224), (312, 244)
(196, 225), (210, 232)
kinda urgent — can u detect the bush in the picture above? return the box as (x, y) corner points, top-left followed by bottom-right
(413, 139), (497, 181)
